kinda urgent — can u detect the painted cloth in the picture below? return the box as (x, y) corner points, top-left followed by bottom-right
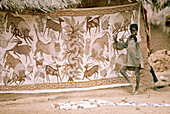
(117, 35), (143, 68)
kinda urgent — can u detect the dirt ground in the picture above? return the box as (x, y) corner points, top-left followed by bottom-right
(0, 84), (170, 114)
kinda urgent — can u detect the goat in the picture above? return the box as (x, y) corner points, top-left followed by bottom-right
(86, 15), (103, 35)
(3, 52), (31, 85)
(4, 52), (22, 70)
(83, 65), (99, 81)
(5, 39), (32, 63)
(10, 21), (33, 44)
(43, 18), (64, 40)
(45, 64), (62, 83)
(7, 72), (31, 85)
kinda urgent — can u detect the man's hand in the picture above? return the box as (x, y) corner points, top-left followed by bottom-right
(132, 30), (137, 36)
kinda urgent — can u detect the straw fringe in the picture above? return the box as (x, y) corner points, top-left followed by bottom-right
(0, 0), (81, 13)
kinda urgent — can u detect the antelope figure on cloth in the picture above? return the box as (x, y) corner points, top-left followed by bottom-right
(3, 13), (33, 44)
(3, 52), (31, 85)
(8, 72), (31, 85)
(10, 21), (33, 44)
(83, 64), (99, 81)
(3, 12), (25, 32)
(45, 64), (62, 83)
(4, 52), (23, 70)
(86, 15), (103, 35)
(5, 39), (32, 63)
(43, 17), (64, 40)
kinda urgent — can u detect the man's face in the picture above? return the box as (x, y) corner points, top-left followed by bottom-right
(131, 27), (137, 35)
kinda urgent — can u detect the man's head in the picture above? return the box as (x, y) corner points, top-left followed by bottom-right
(130, 24), (138, 34)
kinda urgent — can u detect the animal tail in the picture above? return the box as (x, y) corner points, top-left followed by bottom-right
(33, 24), (40, 41)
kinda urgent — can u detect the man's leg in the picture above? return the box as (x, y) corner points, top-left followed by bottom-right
(133, 67), (140, 94)
(120, 65), (135, 92)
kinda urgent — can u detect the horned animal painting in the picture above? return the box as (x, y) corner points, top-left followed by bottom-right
(34, 25), (61, 61)
(86, 15), (103, 35)
(45, 64), (62, 83)
(91, 32), (110, 62)
(8, 72), (31, 85)
(83, 64), (99, 81)
(5, 39), (32, 63)
(43, 17), (64, 40)
(3, 13), (25, 32)
(4, 52), (23, 70)
(3, 13), (33, 44)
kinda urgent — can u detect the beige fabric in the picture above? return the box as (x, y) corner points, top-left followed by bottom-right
(117, 35), (144, 68)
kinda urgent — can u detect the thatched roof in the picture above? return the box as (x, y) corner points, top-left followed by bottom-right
(0, 0), (81, 13)
(0, 0), (168, 13)
(0, 0), (138, 13)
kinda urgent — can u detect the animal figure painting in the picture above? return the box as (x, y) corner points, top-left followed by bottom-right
(0, 3), (141, 92)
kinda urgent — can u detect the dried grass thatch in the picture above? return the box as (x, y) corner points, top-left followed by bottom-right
(0, 0), (138, 13)
(0, 0), (81, 13)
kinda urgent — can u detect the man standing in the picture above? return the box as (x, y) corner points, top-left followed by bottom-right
(116, 24), (143, 95)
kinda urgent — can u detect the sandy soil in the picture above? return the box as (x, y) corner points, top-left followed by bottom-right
(0, 84), (170, 114)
